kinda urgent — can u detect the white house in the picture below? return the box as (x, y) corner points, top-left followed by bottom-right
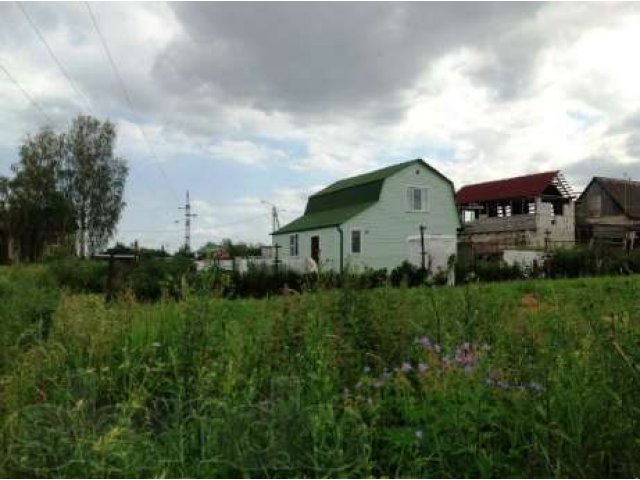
(271, 159), (459, 274)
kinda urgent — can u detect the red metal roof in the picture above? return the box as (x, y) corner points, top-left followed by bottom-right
(456, 171), (559, 205)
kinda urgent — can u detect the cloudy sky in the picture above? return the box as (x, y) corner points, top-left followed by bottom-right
(2, 2), (640, 251)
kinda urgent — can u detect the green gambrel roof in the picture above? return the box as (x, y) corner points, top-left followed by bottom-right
(272, 159), (453, 235)
(312, 159), (420, 196)
(273, 202), (376, 235)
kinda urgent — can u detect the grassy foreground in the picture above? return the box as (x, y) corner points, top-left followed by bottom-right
(1, 267), (640, 477)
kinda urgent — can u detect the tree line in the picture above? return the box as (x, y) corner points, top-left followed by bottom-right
(0, 114), (128, 262)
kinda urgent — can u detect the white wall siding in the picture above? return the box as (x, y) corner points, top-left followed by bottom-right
(272, 226), (339, 272)
(342, 163), (459, 272)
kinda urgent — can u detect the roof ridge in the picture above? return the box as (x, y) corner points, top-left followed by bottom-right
(458, 170), (559, 191)
(595, 176), (640, 184)
(312, 159), (422, 196)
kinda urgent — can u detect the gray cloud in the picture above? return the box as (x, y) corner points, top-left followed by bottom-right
(3, 2), (640, 249)
(564, 156), (640, 193)
(627, 133), (640, 159)
(155, 2), (542, 119)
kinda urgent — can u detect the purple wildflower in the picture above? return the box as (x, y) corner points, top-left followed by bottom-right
(454, 342), (478, 372)
(418, 362), (429, 374)
(401, 362), (413, 373)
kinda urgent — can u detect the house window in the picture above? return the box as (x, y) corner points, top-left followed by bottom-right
(351, 229), (362, 254)
(406, 187), (428, 211)
(289, 234), (299, 257)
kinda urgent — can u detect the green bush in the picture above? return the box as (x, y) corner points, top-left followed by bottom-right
(227, 264), (304, 298)
(126, 255), (195, 302)
(546, 247), (640, 278)
(390, 261), (428, 287)
(455, 259), (525, 284)
(47, 256), (108, 293)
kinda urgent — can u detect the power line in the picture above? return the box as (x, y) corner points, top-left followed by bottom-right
(0, 62), (53, 124)
(15, 2), (163, 201)
(84, 2), (134, 109)
(84, 1), (180, 203)
(16, 1), (94, 115)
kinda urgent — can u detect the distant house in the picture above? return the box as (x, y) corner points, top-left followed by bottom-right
(457, 171), (575, 259)
(575, 177), (640, 248)
(271, 159), (459, 274)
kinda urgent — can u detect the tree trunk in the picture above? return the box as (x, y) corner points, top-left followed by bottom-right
(79, 205), (86, 258)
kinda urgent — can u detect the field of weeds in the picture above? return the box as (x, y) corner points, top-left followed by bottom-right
(1, 265), (639, 477)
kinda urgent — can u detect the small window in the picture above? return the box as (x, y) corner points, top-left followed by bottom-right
(406, 187), (428, 211)
(289, 234), (299, 257)
(351, 229), (362, 254)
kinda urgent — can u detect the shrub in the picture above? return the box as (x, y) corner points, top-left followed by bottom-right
(455, 259), (525, 284)
(126, 255), (194, 302)
(227, 264), (304, 298)
(390, 261), (428, 287)
(47, 256), (108, 293)
(545, 247), (640, 278)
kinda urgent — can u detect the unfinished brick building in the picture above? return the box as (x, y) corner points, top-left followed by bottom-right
(456, 171), (575, 259)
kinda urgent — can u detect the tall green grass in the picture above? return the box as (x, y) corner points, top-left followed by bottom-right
(1, 268), (639, 477)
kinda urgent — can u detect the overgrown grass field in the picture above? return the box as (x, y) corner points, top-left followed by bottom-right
(1, 266), (639, 477)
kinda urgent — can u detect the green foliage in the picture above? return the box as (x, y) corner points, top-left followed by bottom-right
(125, 255), (194, 302)
(45, 254), (193, 302)
(230, 264), (304, 297)
(390, 260), (428, 287)
(2, 272), (640, 477)
(2, 115), (129, 261)
(456, 259), (525, 283)
(63, 115), (128, 257)
(547, 247), (640, 278)
(4, 129), (75, 261)
(0, 266), (59, 375)
(47, 257), (109, 293)
(197, 239), (262, 259)
(197, 264), (390, 298)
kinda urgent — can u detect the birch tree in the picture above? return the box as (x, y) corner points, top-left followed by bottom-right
(63, 115), (128, 257)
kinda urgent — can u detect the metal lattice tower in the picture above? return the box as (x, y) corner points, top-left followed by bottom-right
(179, 190), (197, 252)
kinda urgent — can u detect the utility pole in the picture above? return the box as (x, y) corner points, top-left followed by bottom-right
(178, 190), (197, 253)
(419, 224), (427, 272)
(261, 200), (281, 233)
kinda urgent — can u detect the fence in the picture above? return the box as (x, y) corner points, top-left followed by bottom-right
(195, 256), (319, 274)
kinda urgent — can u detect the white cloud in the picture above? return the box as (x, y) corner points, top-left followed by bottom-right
(3, 2), (640, 251)
(208, 140), (289, 166)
